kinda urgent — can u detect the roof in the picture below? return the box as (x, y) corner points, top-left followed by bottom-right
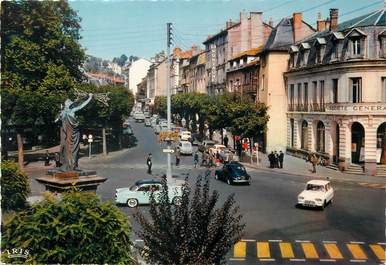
(203, 29), (228, 44)
(337, 7), (386, 31)
(231, 46), (263, 60)
(263, 18), (295, 52)
(307, 180), (330, 185)
(135, 179), (162, 185)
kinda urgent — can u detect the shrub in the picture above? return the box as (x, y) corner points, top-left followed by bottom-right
(135, 172), (245, 265)
(2, 191), (134, 264)
(1, 160), (30, 212)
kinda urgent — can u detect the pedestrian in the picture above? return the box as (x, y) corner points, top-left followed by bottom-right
(274, 151), (279, 168)
(223, 134), (229, 148)
(310, 153), (319, 173)
(146, 153), (152, 174)
(193, 152), (199, 168)
(236, 140), (242, 157)
(268, 151), (275, 168)
(175, 147), (180, 166)
(201, 151), (207, 166)
(44, 150), (50, 166)
(55, 152), (61, 168)
(279, 151), (284, 168)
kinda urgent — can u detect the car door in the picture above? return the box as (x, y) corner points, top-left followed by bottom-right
(137, 185), (151, 204)
(326, 183), (334, 202)
(223, 165), (230, 180)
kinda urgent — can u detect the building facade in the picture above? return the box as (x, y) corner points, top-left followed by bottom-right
(257, 12), (316, 153)
(124, 58), (151, 97)
(285, 8), (386, 176)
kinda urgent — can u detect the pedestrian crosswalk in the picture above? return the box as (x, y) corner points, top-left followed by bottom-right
(230, 240), (385, 263)
(358, 183), (386, 190)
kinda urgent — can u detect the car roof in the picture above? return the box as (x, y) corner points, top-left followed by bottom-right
(306, 180), (330, 185)
(134, 179), (162, 185)
(227, 162), (243, 167)
(214, 144), (225, 147)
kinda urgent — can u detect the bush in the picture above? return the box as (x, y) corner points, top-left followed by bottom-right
(1, 160), (30, 212)
(135, 173), (245, 265)
(2, 191), (134, 264)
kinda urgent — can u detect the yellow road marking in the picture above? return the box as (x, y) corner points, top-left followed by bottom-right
(324, 243), (343, 259)
(369, 244), (385, 261)
(301, 242), (319, 259)
(257, 242), (271, 258)
(233, 241), (246, 258)
(347, 244), (367, 260)
(279, 242), (295, 258)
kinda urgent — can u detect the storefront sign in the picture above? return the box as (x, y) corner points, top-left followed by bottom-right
(325, 103), (386, 114)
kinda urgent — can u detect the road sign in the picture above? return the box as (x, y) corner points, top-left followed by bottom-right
(163, 149), (175, 153)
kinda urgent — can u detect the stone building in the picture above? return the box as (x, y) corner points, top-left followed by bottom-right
(285, 7), (386, 176)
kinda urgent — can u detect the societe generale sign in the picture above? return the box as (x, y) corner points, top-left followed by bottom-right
(325, 103), (386, 114)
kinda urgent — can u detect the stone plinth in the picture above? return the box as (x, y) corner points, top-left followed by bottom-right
(36, 169), (107, 193)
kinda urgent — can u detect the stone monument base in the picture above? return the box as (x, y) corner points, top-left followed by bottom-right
(36, 169), (107, 193)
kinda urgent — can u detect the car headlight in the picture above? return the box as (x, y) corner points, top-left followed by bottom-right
(298, 196), (304, 200)
(315, 198), (322, 202)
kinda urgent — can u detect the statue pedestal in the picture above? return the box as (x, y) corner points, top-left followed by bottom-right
(36, 169), (107, 193)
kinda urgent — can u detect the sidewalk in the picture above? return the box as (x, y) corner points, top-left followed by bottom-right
(242, 151), (386, 185)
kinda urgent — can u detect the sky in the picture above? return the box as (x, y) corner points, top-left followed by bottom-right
(69, 0), (385, 61)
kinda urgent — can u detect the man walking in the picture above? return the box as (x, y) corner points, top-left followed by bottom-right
(193, 152), (199, 168)
(274, 151), (279, 168)
(223, 134), (229, 148)
(279, 151), (284, 168)
(175, 147), (181, 166)
(44, 150), (50, 166)
(268, 152), (274, 168)
(146, 153), (152, 174)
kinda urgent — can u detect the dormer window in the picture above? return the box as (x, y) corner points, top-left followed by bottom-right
(315, 38), (326, 64)
(330, 32), (344, 61)
(289, 45), (299, 68)
(299, 43), (310, 67)
(346, 28), (367, 59)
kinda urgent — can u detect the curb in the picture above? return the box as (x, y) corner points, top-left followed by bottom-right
(241, 162), (386, 185)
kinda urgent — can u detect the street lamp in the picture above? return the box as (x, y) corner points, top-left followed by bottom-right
(88, 134), (93, 158)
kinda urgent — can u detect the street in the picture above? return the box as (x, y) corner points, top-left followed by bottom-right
(28, 118), (385, 265)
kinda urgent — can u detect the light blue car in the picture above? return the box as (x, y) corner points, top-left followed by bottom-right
(115, 179), (183, 208)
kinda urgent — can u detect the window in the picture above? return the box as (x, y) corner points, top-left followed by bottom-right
(304, 83), (308, 110)
(332, 79), (338, 103)
(290, 84), (295, 107)
(382, 77), (386, 102)
(301, 120), (308, 150)
(138, 185), (151, 192)
(352, 38), (361, 56)
(261, 75), (265, 91)
(290, 119), (295, 147)
(297, 83), (302, 105)
(319, 80), (325, 106)
(381, 37), (386, 58)
(312, 81), (318, 104)
(316, 121), (325, 152)
(351, 78), (362, 103)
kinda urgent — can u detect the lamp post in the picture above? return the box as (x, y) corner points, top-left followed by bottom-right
(88, 134), (93, 158)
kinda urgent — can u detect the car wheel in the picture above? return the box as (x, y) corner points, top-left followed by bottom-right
(173, 196), (182, 206)
(127, 198), (138, 208)
(227, 178), (232, 185)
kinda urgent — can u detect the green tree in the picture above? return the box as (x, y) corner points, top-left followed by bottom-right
(1, 161), (30, 212)
(135, 174), (244, 265)
(2, 191), (134, 264)
(153, 96), (167, 118)
(1, 0), (85, 169)
(113, 54), (129, 67)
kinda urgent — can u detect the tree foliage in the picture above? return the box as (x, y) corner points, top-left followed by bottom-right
(1, 161), (30, 212)
(135, 173), (245, 265)
(153, 96), (167, 118)
(2, 191), (134, 264)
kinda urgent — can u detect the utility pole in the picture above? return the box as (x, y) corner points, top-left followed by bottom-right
(166, 22), (173, 182)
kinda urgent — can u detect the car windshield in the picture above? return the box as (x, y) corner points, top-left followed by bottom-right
(306, 184), (325, 191)
(231, 164), (246, 173)
(129, 185), (138, 191)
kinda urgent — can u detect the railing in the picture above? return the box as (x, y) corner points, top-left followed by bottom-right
(288, 103), (326, 112)
(242, 84), (257, 94)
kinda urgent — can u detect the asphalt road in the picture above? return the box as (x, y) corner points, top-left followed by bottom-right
(29, 118), (385, 265)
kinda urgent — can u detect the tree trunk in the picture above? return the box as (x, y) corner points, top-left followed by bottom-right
(221, 129), (224, 144)
(102, 127), (107, 156)
(16, 132), (24, 170)
(209, 128), (213, 140)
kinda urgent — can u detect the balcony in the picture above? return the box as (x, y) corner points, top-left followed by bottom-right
(288, 103), (325, 112)
(242, 84), (257, 94)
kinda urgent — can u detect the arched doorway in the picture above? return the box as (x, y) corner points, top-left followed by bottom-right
(316, 121), (325, 152)
(351, 122), (365, 164)
(377, 122), (386, 164)
(301, 120), (308, 150)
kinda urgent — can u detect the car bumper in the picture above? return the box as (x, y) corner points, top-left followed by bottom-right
(231, 179), (250, 183)
(297, 200), (323, 207)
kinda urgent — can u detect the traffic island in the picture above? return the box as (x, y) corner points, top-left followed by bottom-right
(36, 170), (107, 193)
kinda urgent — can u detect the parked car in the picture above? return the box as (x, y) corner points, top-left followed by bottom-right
(198, 140), (216, 153)
(144, 118), (151, 127)
(179, 131), (192, 141)
(154, 125), (162, 134)
(214, 162), (251, 185)
(115, 179), (183, 208)
(297, 180), (333, 209)
(134, 112), (145, 122)
(178, 140), (193, 155)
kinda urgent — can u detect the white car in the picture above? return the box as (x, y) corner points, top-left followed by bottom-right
(297, 180), (334, 209)
(209, 144), (226, 156)
(179, 131), (192, 141)
(178, 141), (193, 155)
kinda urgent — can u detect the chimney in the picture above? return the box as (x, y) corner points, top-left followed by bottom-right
(268, 17), (273, 27)
(329, 8), (338, 31)
(292, 12), (303, 42)
(226, 19), (233, 29)
(317, 13), (326, 32)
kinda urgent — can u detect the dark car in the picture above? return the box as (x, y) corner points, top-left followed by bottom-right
(214, 162), (251, 185)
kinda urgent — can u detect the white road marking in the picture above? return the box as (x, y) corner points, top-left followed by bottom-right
(320, 259), (336, 262)
(229, 258), (245, 261)
(268, 239), (282, 242)
(260, 258), (275, 261)
(295, 240), (311, 243)
(350, 241), (365, 244)
(290, 258), (306, 261)
(241, 239), (256, 242)
(322, 240), (337, 243)
(349, 260), (366, 263)
(377, 242), (386, 245)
